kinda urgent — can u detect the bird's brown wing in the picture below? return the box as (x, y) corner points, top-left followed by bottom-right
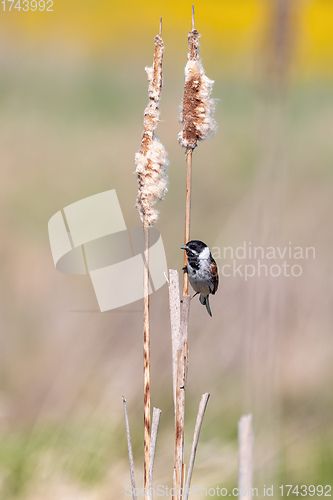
(210, 261), (219, 294)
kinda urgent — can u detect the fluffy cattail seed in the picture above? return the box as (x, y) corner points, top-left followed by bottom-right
(135, 33), (168, 227)
(178, 28), (216, 150)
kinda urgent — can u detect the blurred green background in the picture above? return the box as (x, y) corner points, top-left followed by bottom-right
(0, 0), (332, 498)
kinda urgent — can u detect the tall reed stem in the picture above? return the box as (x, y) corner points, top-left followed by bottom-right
(143, 225), (150, 498)
(135, 20), (166, 497)
(183, 148), (192, 296)
(173, 4), (216, 497)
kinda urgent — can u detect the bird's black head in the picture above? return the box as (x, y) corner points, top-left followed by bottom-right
(181, 240), (208, 257)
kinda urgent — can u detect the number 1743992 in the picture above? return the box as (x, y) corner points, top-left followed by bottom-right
(1, 0), (53, 11)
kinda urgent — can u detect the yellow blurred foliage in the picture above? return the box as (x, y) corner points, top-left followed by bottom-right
(0, 0), (332, 71)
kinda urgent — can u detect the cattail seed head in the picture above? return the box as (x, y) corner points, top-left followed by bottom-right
(135, 34), (168, 227)
(178, 29), (216, 150)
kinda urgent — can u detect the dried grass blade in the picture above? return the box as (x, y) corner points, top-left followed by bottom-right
(122, 396), (138, 500)
(184, 393), (210, 500)
(148, 407), (162, 500)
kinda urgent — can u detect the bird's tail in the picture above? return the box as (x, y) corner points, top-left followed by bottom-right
(199, 294), (212, 317)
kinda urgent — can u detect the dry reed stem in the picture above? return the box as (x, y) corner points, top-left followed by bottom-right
(184, 393), (210, 500)
(174, 6), (216, 497)
(182, 463), (186, 499)
(174, 295), (190, 499)
(172, 468), (176, 500)
(169, 270), (181, 411)
(183, 148), (192, 296)
(238, 414), (254, 500)
(143, 226), (150, 498)
(122, 396), (138, 500)
(148, 407), (162, 499)
(136, 24), (167, 498)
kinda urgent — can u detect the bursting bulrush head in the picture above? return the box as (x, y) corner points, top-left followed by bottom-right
(135, 34), (168, 227)
(178, 29), (216, 150)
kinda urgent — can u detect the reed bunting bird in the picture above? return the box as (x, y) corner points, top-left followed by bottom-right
(181, 240), (219, 317)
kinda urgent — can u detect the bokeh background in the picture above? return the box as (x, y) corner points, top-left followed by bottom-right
(0, 0), (332, 498)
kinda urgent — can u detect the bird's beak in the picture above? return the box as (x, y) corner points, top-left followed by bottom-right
(181, 245), (187, 250)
